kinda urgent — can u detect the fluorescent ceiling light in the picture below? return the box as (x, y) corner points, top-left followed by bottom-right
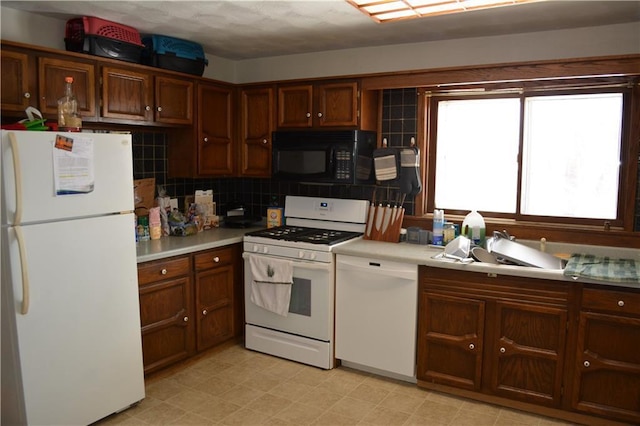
(348, 0), (545, 22)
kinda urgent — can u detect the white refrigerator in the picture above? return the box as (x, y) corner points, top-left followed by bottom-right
(1, 130), (145, 425)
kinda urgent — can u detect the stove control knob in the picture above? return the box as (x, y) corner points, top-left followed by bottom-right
(310, 252), (317, 260)
(252, 245), (259, 252)
(298, 251), (305, 259)
(263, 246), (269, 254)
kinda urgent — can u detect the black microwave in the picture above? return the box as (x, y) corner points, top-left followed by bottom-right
(272, 130), (376, 184)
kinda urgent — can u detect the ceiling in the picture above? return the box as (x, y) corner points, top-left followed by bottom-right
(3, 1), (640, 60)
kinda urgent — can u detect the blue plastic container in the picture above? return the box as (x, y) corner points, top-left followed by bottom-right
(142, 34), (209, 76)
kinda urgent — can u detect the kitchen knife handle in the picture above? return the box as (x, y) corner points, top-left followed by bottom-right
(14, 226), (30, 315)
(8, 132), (23, 225)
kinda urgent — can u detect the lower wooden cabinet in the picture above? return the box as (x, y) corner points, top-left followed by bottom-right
(137, 255), (194, 375)
(418, 292), (485, 391)
(489, 300), (567, 407)
(194, 245), (239, 351)
(571, 288), (640, 424)
(417, 266), (640, 425)
(418, 267), (569, 409)
(137, 243), (242, 374)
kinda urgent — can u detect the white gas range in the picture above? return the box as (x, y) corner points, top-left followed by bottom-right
(243, 196), (369, 369)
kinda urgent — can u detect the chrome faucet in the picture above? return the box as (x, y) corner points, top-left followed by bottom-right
(493, 230), (515, 241)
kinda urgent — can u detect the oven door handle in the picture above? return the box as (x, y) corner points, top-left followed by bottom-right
(243, 252), (334, 271)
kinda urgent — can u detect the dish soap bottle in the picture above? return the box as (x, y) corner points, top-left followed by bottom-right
(461, 210), (486, 246)
(432, 209), (444, 246)
(57, 76), (82, 132)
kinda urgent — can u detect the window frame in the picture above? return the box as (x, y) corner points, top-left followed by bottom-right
(425, 85), (632, 228)
(362, 55), (640, 246)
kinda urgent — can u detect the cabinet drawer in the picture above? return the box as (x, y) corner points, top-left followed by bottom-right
(194, 246), (235, 271)
(138, 256), (191, 285)
(582, 288), (640, 316)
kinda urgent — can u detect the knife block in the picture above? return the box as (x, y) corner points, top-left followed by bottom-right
(363, 204), (405, 243)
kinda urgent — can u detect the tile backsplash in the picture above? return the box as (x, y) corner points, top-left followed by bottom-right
(132, 88), (418, 217)
(131, 88), (640, 231)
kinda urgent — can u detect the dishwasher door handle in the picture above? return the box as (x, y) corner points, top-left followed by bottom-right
(336, 258), (416, 281)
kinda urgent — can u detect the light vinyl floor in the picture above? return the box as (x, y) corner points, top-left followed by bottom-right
(98, 341), (576, 426)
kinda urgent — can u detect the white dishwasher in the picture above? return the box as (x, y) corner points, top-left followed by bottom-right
(335, 254), (418, 382)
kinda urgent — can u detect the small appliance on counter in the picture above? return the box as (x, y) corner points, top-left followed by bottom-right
(221, 202), (262, 228)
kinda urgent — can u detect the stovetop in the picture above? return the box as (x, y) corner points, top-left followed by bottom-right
(245, 225), (362, 246)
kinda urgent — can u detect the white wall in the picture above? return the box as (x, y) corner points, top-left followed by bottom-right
(236, 22), (640, 83)
(2, 6), (639, 85)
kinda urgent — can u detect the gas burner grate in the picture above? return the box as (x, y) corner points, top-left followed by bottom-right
(245, 226), (361, 246)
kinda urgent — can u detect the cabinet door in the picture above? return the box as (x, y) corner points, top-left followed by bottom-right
(417, 292), (485, 391)
(572, 312), (640, 423)
(1, 50), (35, 112)
(316, 82), (358, 127)
(277, 84), (313, 128)
(101, 66), (152, 122)
(198, 83), (234, 175)
(195, 264), (235, 351)
(154, 75), (193, 125)
(489, 301), (567, 407)
(138, 276), (195, 374)
(38, 57), (96, 119)
(240, 86), (274, 176)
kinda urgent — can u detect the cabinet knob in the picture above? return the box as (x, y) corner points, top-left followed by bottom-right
(262, 139), (268, 144)
(213, 256), (220, 263)
(618, 300), (625, 307)
(317, 112), (323, 118)
(24, 92), (31, 99)
(161, 268), (168, 275)
(584, 360), (590, 368)
(500, 347), (506, 354)
(202, 309), (208, 316)
(306, 112), (311, 118)
(469, 343), (475, 350)
(203, 137), (209, 143)
(183, 316), (189, 322)
(145, 105), (151, 111)
(157, 106), (163, 112)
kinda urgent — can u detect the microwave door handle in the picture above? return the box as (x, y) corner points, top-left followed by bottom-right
(328, 147), (335, 176)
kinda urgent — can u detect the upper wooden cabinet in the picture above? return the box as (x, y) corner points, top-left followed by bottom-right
(277, 81), (378, 130)
(101, 66), (193, 125)
(239, 86), (275, 177)
(1, 47), (96, 120)
(38, 57), (97, 120)
(155, 75), (194, 125)
(197, 82), (234, 175)
(1, 49), (36, 113)
(168, 81), (235, 178)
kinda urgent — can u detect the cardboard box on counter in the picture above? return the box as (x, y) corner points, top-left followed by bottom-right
(133, 178), (155, 216)
(267, 207), (284, 228)
(195, 189), (217, 229)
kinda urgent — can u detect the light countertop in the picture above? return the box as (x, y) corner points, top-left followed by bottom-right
(136, 225), (264, 263)
(136, 226), (639, 290)
(333, 238), (640, 290)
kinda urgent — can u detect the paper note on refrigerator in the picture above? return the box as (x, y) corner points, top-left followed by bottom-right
(53, 134), (95, 195)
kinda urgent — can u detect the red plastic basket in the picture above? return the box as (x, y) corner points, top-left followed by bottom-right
(82, 16), (143, 46)
(65, 18), (84, 46)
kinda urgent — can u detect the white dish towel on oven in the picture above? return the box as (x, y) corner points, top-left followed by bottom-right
(249, 254), (294, 316)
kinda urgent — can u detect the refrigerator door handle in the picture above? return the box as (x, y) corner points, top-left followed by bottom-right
(8, 132), (24, 225)
(14, 225), (30, 314)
